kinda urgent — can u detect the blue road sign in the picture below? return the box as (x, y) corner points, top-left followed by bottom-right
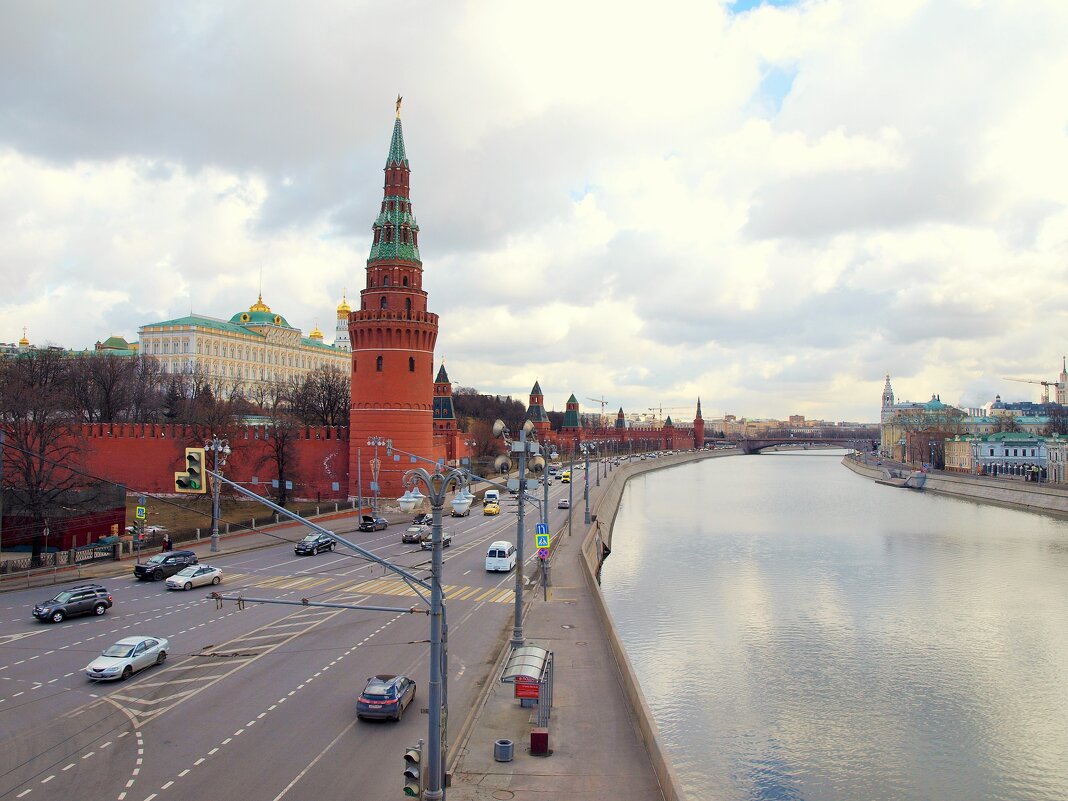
(535, 523), (548, 535)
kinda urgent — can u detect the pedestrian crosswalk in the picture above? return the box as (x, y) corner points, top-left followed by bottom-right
(222, 572), (514, 603)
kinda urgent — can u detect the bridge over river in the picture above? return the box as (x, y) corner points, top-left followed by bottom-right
(723, 428), (879, 455)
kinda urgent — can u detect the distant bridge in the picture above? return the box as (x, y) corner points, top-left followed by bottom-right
(722, 430), (879, 455)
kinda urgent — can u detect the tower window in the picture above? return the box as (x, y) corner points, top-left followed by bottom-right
(380, 296), (388, 310)
(383, 276), (390, 287)
(402, 276), (409, 287)
(376, 356), (383, 372)
(409, 357), (415, 372)
(405, 298), (412, 315)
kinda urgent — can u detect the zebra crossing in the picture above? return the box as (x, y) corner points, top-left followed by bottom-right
(224, 572), (514, 603)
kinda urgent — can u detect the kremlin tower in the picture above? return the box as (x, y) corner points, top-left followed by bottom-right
(693, 398), (705, 448)
(348, 101), (439, 497)
(334, 293), (351, 350)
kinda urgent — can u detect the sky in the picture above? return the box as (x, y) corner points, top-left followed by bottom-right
(2, 0), (1067, 424)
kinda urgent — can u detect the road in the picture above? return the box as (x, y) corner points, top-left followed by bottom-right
(0, 471), (587, 801)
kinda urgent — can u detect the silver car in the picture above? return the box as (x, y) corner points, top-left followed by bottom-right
(85, 636), (169, 681)
(166, 564), (223, 591)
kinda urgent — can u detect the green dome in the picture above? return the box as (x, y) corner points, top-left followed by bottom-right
(230, 310), (293, 328)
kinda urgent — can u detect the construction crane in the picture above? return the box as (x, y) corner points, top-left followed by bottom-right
(647, 404), (691, 422)
(586, 396), (609, 428)
(1004, 377), (1056, 404)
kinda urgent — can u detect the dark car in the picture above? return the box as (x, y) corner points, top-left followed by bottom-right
(358, 515), (388, 532)
(356, 674), (417, 721)
(402, 525), (429, 544)
(133, 550), (198, 581)
(33, 584), (112, 623)
(412, 513), (433, 526)
(419, 530), (452, 550)
(295, 533), (336, 555)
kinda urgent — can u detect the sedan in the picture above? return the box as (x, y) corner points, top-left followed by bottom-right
(358, 515), (389, 532)
(402, 525), (429, 544)
(85, 636), (169, 681)
(412, 513), (433, 526)
(356, 674), (416, 721)
(450, 505), (471, 517)
(419, 530), (453, 550)
(294, 533), (336, 555)
(483, 502), (501, 516)
(557, 498), (570, 509)
(166, 564), (222, 591)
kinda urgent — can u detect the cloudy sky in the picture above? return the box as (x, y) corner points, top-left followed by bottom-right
(2, 0), (1067, 423)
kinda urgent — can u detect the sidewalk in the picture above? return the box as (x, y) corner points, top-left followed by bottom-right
(449, 459), (683, 801)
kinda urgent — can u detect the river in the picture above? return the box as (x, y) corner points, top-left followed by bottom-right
(601, 451), (1068, 801)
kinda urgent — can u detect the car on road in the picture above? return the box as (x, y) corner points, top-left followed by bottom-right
(483, 502), (501, 516)
(356, 674), (417, 721)
(166, 564), (223, 590)
(134, 550), (198, 581)
(358, 515), (389, 532)
(294, 532), (336, 555)
(412, 513), (433, 526)
(33, 584), (113, 623)
(450, 505), (470, 517)
(402, 525), (429, 544)
(419, 530), (453, 550)
(485, 541), (516, 572)
(85, 636), (169, 681)
(557, 498), (570, 509)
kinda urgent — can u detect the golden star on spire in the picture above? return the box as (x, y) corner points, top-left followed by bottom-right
(396, 94), (403, 119)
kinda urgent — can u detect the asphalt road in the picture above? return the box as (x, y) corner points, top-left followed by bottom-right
(0, 472), (586, 801)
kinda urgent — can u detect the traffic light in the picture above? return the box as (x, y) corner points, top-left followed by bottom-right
(174, 447), (207, 494)
(403, 743), (423, 797)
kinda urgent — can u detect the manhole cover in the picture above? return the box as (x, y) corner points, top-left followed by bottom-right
(492, 792), (516, 800)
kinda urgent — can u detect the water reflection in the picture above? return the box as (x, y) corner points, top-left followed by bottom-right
(602, 452), (1068, 801)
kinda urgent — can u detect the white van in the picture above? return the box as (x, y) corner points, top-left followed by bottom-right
(483, 489), (500, 505)
(485, 541), (517, 572)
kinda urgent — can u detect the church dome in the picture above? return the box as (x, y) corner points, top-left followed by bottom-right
(230, 293), (292, 328)
(18, 327), (29, 346)
(337, 292), (352, 317)
(310, 322), (324, 340)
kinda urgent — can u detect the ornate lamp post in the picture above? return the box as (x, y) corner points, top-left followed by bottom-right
(204, 436), (231, 552)
(367, 436), (387, 514)
(397, 466), (472, 801)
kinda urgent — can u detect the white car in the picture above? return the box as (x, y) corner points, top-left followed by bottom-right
(166, 564), (222, 591)
(557, 498), (570, 509)
(85, 636), (169, 681)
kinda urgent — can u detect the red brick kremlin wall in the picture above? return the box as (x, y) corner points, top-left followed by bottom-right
(75, 424), (349, 500)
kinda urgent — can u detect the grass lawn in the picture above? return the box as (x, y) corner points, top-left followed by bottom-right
(124, 495), (350, 540)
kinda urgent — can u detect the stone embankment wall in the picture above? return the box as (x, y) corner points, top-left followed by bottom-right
(842, 456), (1068, 515)
(577, 448), (736, 801)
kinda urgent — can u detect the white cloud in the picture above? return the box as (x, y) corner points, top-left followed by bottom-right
(2, 0), (1068, 422)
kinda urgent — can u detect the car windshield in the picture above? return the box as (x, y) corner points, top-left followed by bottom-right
(102, 644), (134, 658)
(302, 535), (318, 543)
(146, 554), (167, 565)
(175, 566), (198, 577)
(49, 592), (73, 603)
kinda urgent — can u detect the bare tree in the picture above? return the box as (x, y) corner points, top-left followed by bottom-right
(68, 353), (140, 423)
(0, 349), (86, 563)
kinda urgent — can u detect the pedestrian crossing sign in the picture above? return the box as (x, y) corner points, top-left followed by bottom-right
(535, 533), (550, 549)
(136, 506), (146, 519)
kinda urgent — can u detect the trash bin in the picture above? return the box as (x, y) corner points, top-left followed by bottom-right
(493, 739), (514, 762)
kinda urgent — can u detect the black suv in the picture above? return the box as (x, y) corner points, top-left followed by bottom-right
(412, 513), (433, 526)
(358, 515), (388, 532)
(134, 550), (198, 581)
(295, 533), (336, 555)
(33, 584), (113, 623)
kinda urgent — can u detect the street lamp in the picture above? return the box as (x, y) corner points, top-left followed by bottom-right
(397, 466), (471, 801)
(367, 436), (387, 515)
(492, 419), (544, 649)
(580, 442), (594, 525)
(204, 436), (231, 553)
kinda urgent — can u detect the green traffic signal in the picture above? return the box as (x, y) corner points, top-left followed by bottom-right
(403, 744), (422, 796)
(175, 447), (208, 494)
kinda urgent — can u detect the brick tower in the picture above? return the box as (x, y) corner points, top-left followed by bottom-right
(693, 398), (705, 449)
(526, 381), (552, 437)
(349, 103), (438, 498)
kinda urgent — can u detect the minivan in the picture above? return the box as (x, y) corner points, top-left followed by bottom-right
(485, 541), (517, 572)
(483, 489), (500, 505)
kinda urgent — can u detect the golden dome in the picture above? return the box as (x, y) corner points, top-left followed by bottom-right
(18, 326), (29, 346)
(337, 291), (351, 316)
(249, 292), (271, 313)
(310, 321), (324, 340)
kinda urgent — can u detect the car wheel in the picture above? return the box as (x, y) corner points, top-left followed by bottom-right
(153, 569), (164, 581)
(93, 603), (107, 616)
(212, 576), (221, 585)
(183, 581), (192, 591)
(121, 665), (133, 680)
(395, 702), (404, 721)
(330, 542), (336, 551)
(156, 651), (167, 665)
(50, 610), (65, 624)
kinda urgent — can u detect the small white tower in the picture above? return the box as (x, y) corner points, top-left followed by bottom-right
(1058, 357), (1067, 406)
(881, 374), (895, 423)
(334, 292), (351, 351)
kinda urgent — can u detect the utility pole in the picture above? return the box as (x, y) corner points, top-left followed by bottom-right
(0, 430), (5, 573)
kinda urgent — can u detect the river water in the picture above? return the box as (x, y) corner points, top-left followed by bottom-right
(601, 451), (1068, 801)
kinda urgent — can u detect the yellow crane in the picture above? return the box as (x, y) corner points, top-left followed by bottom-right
(586, 395), (609, 427)
(1004, 377), (1055, 404)
(646, 404), (691, 422)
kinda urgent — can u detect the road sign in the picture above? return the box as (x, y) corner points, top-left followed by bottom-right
(535, 523), (548, 535)
(535, 533), (550, 549)
(538, 547), (549, 559)
(135, 506), (146, 520)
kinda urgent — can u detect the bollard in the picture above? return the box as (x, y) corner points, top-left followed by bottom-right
(196, 528), (201, 541)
